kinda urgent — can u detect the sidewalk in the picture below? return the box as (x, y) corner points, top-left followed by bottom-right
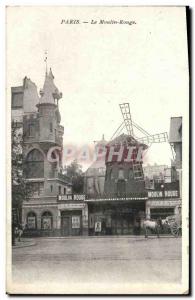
(12, 238), (36, 248)
(35, 234), (176, 240)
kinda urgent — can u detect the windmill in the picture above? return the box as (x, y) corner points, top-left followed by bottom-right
(109, 103), (168, 180)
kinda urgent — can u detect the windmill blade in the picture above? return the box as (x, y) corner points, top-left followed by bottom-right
(119, 103), (134, 137)
(132, 121), (151, 136)
(136, 132), (168, 145)
(110, 122), (125, 140)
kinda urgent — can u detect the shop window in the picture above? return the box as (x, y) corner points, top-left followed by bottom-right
(150, 208), (174, 220)
(41, 211), (53, 230)
(27, 211), (37, 229)
(72, 216), (80, 229)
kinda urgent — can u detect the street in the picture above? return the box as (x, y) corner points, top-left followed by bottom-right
(12, 236), (181, 291)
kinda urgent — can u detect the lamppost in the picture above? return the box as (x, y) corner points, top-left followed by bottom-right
(160, 184), (165, 198)
(160, 184), (165, 223)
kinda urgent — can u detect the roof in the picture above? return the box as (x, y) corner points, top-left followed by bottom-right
(169, 117), (182, 143)
(95, 134), (107, 147)
(23, 77), (39, 113)
(86, 159), (106, 171)
(11, 77), (39, 113)
(107, 133), (148, 150)
(39, 68), (62, 104)
(85, 135), (107, 175)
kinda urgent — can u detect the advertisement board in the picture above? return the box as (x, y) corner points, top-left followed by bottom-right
(27, 217), (36, 229)
(95, 221), (101, 232)
(72, 216), (80, 229)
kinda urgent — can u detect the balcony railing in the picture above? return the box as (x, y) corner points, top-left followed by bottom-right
(58, 172), (71, 184)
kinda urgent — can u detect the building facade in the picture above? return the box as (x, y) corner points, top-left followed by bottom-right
(84, 135), (107, 197)
(145, 117), (182, 221)
(11, 73), (182, 237)
(12, 70), (89, 236)
(169, 116), (182, 197)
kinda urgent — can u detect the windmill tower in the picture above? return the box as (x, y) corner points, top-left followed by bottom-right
(104, 103), (168, 197)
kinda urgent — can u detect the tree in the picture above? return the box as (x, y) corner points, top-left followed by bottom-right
(63, 160), (84, 193)
(11, 121), (32, 224)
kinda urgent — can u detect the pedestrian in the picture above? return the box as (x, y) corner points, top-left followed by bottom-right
(17, 224), (23, 242)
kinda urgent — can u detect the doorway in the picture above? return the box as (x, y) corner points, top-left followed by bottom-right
(61, 210), (82, 236)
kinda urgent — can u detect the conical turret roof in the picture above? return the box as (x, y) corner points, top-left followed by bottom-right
(39, 68), (62, 104)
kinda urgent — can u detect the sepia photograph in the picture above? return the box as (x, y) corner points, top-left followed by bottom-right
(6, 6), (189, 294)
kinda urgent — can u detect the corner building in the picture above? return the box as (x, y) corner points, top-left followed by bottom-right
(11, 69), (88, 236)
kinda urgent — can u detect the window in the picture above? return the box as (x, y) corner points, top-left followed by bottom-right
(28, 124), (35, 137)
(59, 186), (61, 195)
(72, 216), (80, 229)
(29, 182), (44, 196)
(25, 149), (44, 178)
(27, 211), (37, 229)
(41, 211), (53, 230)
(150, 208), (174, 220)
(50, 185), (53, 193)
(12, 92), (23, 108)
(133, 163), (144, 180)
(50, 122), (53, 133)
(64, 187), (66, 195)
(118, 168), (125, 180)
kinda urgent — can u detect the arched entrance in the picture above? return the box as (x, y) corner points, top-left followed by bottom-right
(26, 211), (37, 229)
(41, 211), (53, 230)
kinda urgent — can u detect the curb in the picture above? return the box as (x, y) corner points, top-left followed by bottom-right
(12, 240), (36, 249)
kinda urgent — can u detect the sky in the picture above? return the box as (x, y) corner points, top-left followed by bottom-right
(6, 6), (189, 170)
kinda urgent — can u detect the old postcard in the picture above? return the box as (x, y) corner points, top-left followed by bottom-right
(6, 6), (189, 294)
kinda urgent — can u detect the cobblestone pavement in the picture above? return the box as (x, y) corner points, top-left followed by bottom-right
(12, 236), (181, 289)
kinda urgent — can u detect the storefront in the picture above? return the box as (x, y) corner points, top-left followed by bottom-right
(60, 210), (82, 236)
(22, 194), (89, 236)
(146, 189), (181, 220)
(87, 198), (146, 235)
